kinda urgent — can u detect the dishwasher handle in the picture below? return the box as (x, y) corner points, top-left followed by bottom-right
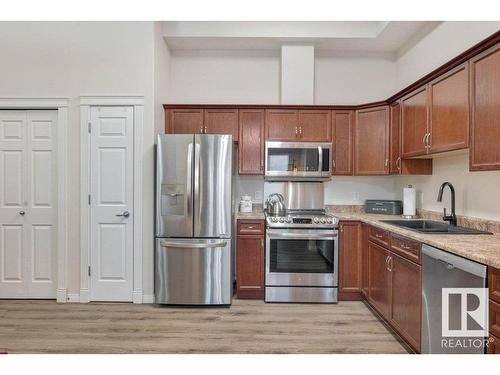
(422, 244), (486, 278)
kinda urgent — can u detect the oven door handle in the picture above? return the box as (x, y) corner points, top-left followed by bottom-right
(267, 232), (337, 240)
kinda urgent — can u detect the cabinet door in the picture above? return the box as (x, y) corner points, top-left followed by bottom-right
(236, 235), (264, 299)
(361, 224), (369, 298)
(239, 109), (264, 174)
(389, 102), (401, 174)
(470, 43), (500, 171)
(354, 106), (390, 175)
(332, 110), (353, 175)
(401, 87), (429, 157)
(368, 241), (391, 319)
(265, 109), (299, 141)
(298, 110), (332, 141)
(167, 108), (204, 134)
(428, 63), (470, 154)
(204, 109), (238, 141)
(339, 222), (362, 293)
(390, 252), (422, 353)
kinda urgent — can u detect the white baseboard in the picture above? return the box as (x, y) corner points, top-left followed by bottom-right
(67, 293), (80, 303)
(143, 294), (155, 304)
(56, 288), (67, 303)
(132, 290), (143, 304)
(79, 288), (90, 303)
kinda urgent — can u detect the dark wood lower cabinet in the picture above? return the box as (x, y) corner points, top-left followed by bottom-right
(363, 225), (423, 353)
(368, 241), (392, 318)
(236, 220), (265, 299)
(488, 334), (500, 354)
(390, 252), (422, 352)
(339, 221), (363, 300)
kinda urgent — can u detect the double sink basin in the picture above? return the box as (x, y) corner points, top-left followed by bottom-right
(380, 220), (492, 235)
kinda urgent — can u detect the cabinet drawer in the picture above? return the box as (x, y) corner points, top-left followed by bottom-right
(237, 220), (265, 235)
(369, 226), (390, 248)
(488, 334), (500, 354)
(490, 299), (500, 339)
(489, 267), (500, 304)
(390, 234), (421, 264)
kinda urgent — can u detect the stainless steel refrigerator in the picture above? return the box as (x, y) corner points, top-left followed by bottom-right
(155, 134), (232, 305)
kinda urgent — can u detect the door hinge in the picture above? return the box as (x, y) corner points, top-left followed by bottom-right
(88, 122), (91, 133)
(88, 266), (91, 276)
(88, 194), (91, 205)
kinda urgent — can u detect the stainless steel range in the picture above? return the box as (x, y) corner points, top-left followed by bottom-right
(264, 182), (339, 303)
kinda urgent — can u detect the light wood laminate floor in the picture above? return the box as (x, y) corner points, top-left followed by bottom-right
(0, 299), (408, 354)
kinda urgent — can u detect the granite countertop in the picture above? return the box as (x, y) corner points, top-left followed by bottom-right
(333, 212), (500, 269)
(235, 209), (265, 220)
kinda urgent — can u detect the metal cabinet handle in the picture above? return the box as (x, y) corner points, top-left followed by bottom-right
(299, 126), (302, 136)
(375, 234), (383, 238)
(426, 133), (431, 149)
(387, 256), (393, 272)
(295, 126), (298, 137)
(385, 159), (389, 168)
(396, 157), (401, 171)
(422, 133), (427, 148)
(200, 126), (204, 134)
(116, 211), (130, 218)
(385, 256), (390, 271)
(19, 211), (25, 216)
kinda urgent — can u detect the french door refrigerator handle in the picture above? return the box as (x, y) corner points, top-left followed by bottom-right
(160, 240), (228, 248)
(186, 142), (194, 234)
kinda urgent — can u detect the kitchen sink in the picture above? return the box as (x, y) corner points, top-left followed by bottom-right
(380, 220), (492, 235)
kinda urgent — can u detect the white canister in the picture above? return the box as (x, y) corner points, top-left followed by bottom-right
(239, 195), (253, 213)
(403, 185), (417, 218)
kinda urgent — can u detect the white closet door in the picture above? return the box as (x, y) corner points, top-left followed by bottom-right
(90, 106), (134, 302)
(0, 110), (57, 298)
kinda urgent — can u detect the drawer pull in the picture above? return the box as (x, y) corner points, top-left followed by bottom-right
(375, 234), (383, 238)
(246, 226), (255, 229)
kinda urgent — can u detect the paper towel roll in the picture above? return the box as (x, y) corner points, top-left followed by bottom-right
(403, 185), (416, 217)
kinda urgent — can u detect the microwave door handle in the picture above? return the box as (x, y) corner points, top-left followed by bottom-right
(318, 146), (323, 173)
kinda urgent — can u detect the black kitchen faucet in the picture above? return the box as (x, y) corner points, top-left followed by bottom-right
(437, 182), (457, 226)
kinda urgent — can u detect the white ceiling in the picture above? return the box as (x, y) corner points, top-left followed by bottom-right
(162, 21), (441, 53)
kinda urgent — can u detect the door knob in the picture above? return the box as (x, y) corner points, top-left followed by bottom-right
(19, 211), (25, 216)
(116, 211), (130, 218)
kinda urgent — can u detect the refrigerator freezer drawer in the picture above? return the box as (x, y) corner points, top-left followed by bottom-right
(155, 238), (232, 305)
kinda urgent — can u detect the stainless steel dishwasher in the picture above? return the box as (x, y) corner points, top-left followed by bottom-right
(422, 244), (487, 354)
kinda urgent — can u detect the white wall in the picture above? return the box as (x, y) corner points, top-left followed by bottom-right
(0, 21), (156, 296)
(395, 21), (500, 220)
(168, 49), (280, 104)
(315, 51), (396, 104)
(281, 45), (315, 104)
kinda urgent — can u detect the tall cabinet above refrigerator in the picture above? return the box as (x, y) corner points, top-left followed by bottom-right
(155, 134), (232, 305)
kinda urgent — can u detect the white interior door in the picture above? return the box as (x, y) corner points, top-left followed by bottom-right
(89, 106), (134, 302)
(0, 110), (57, 298)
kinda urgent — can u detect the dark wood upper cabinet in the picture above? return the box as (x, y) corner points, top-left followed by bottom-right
(469, 43), (500, 171)
(204, 109), (239, 141)
(428, 63), (470, 153)
(389, 101), (402, 174)
(236, 220), (265, 299)
(166, 108), (204, 134)
(390, 252), (422, 353)
(265, 109), (299, 141)
(339, 222), (362, 295)
(368, 241), (392, 319)
(332, 110), (354, 176)
(298, 110), (332, 142)
(238, 109), (264, 175)
(401, 86), (429, 157)
(354, 106), (390, 175)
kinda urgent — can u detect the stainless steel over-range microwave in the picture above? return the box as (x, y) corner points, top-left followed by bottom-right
(264, 141), (332, 180)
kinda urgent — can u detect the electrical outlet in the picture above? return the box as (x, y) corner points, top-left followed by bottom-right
(353, 191), (360, 201)
(254, 190), (262, 202)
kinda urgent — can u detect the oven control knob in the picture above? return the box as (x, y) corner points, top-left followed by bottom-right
(326, 218), (332, 224)
(313, 217), (320, 224)
(279, 217), (285, 223)
(272, 217), (278, 223)
(286, 217), (292, 223)
(320, 218), (326, 224)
